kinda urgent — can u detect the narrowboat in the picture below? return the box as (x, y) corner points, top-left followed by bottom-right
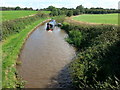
(46, 20), (56, 31)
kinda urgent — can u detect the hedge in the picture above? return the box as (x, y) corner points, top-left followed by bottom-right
(62, 21), (120, 89)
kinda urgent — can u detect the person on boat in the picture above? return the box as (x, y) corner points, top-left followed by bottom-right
(46, 23), (50, 30)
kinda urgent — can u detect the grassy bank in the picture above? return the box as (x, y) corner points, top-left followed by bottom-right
(2, 18), (49, 88)
(73, 14), (118, 25)
(62, 19), (120, 89)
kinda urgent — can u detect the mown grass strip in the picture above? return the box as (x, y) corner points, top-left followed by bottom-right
(2, 18), (49, 88)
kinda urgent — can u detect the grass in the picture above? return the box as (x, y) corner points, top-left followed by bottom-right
(2, 18), (48, 88)
(73, 13), (118, 25)
(2, 11), (51, 21)
(41, 11), (51, 14)
(2, 10), (39, 21)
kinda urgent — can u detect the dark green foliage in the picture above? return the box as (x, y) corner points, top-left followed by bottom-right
(85, 8), (119, 14)
(15, 6), (21, 10)
(66, 30), (82, 48)
(49, 8), (66, 16)
(23, 7), (33, 10)
(2, 5), (119, 14)
(76, 5), (85, 14)
(53, 15), (65, 23)
(41, 5), (119, 18)
(47, 6), (56, 11)
(50, 8), (58, 16)
(57, 9), (62, 15)
(2, 12), (49, 40)
(62, 22), (120, 89)
(73, 9), (80, 15)
(1, 6), (33, 11)
(66, 10), (73, 17)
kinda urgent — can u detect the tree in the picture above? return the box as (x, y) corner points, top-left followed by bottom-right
(73, 9), (80, 15)
(50, 8), (58, 16)
(61, 7), (67, 10)
(76, 5), (84, 13)
(57, 9), (62, 15)
(36, 9), (39, 11)
(24, 7), (28, 10)
(47, 6), (56, 11)
(66, 10), (73, 17)
(29, 7), (33, 10)
(15, 6), (21, 10)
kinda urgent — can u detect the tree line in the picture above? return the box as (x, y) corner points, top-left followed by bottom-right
(1, 6), (33, 11)
(41, 5), (119, 17)
(1, 5), (119, 17)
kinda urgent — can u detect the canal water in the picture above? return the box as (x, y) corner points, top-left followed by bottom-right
(17, 23), (76, 88)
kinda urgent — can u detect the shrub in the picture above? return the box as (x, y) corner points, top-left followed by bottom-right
(53, 15), (65, 23)
(66, 10), (73, 17)
(66, 30), (82, 48)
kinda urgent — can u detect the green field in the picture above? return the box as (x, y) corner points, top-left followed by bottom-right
(41, 11), (51, 14)
(2, 10), (39, 21)
(2, 11), (51, 21)
(73, 14), (118, 25)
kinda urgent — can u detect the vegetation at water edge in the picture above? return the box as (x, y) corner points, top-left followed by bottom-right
(62, 20), (120, 89)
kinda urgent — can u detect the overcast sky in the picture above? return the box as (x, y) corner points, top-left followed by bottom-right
(1, 0), (120, 9)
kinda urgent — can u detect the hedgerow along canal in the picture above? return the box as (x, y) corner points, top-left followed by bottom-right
(17, 23), (76, 88)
